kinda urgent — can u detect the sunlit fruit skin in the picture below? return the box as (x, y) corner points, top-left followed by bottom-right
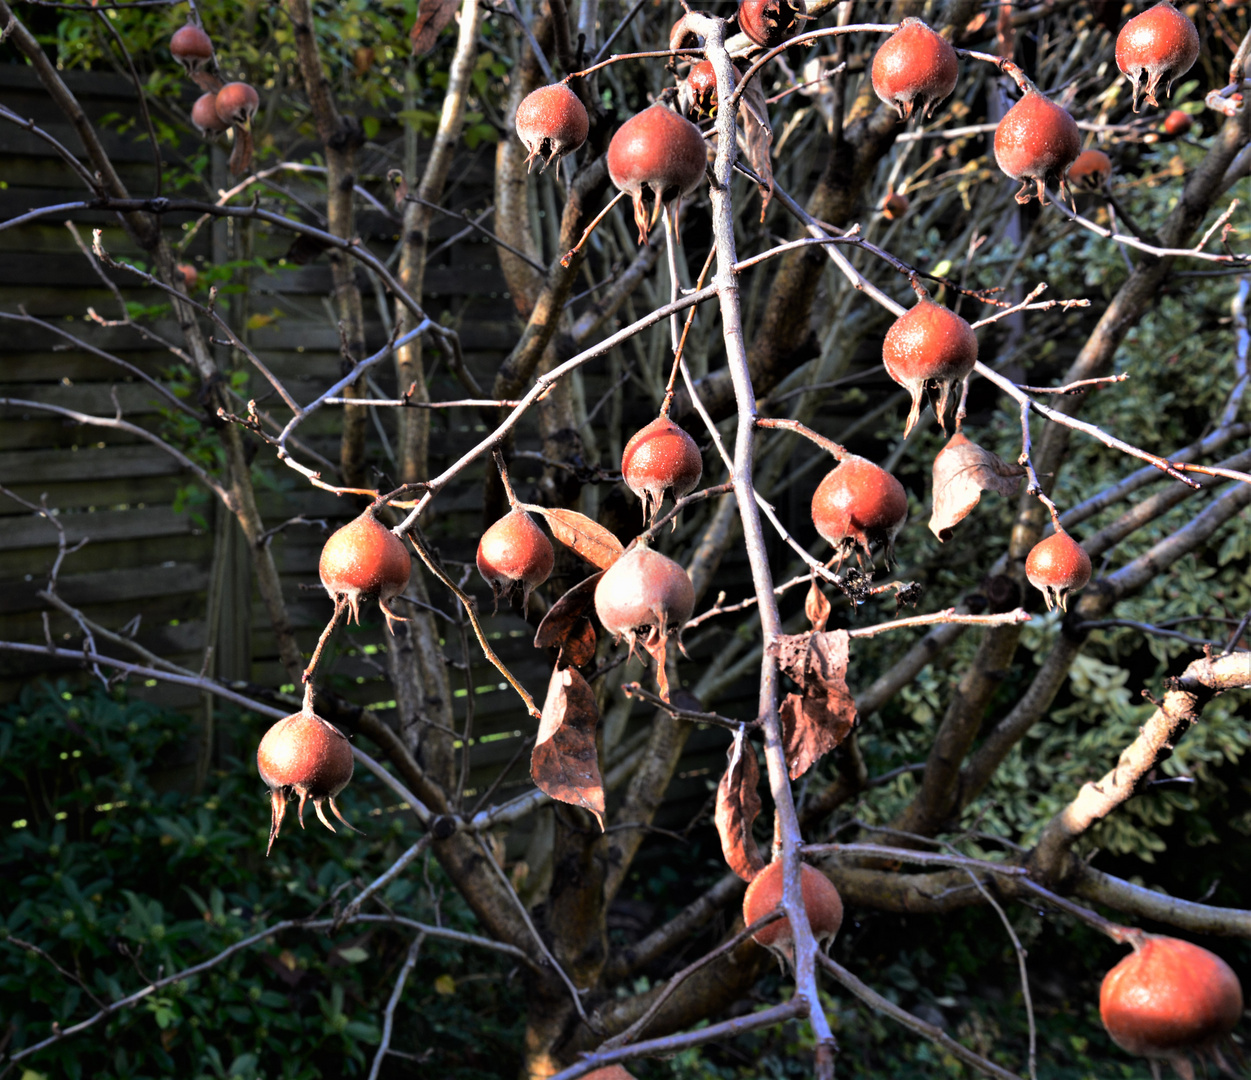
(621, 417), (703, 522)
(880, 190), (910, 221)
(170, 22), (213, 73)
(993, 90), (1081, 205)
(1116, 2), (1200, 112)
(882, 299), (978, 438)
(215, 82), (259, 128)
(607, 104), (708, 244)
(1100, 936), (1243, 1060)
(319, 509), (411, 633)
(515, 83), (589, 172)
(256, 710), (355, 855)
(1068, 148), (1112, 190)
(742, 861), (843, 959)
(870, 18), (958, 122)
(594, 545), (694, 652)
(175, 263), (198, 291)
(811, 455), (908, 569)
(1162, 108), (1193, 136)
(191, 92), (228, 136)
(476, 507), (554, 610)
(737, 0), (803, 49)
(1024, 530), (1091, 612)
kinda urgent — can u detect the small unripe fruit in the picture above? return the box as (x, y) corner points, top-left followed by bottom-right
(257, 709), (355, 855)
(1025, 529), (1091, 612)
(170, 22), (213, 74)
(319, 508), (411, 633)
(175, 263), (198, 291)
(742, 860), (843, 960)
(685, 60), (723, 117)
(1100, 936), (1242, 1063)
(215, 82), (259, 128)
(1116, 2), (1200, 112)
(191, 92), (228, 136)
(515, 83), (589, 172)
(607, 104), (708, 245)
(871, 18), (958, 122)
(882, 299), (978, 437)
(621, 416), (703, 521)
(1163, 108), (1193, 137)
(880, 190), (910, 221)
(811, 455), (908, 569)
(737, 0), (803, 49)
(1068, 148), (1113, 191)
(594, 545), (694, 652)
(476, 508), (554, 610)
(994, 90), (1081, 205)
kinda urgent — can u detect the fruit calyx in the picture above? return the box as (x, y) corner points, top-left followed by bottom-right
(871, 18), (958, 122)
(477, 507), (555, 611)
(1024, 527), (1091, 612)
(515, 82), (589, 172)
(881, 293), (979, 438)
(319, 507), (412, 633)
(993, 88), (1081, 205)
(811, 455), (908, 570)
(607, 103), (708, 245)
(742, 860), (843, 961)
(621, 416), (703, 522)
(171, 22), (213, 74)
(256, 708), (356, 855)
(1116, 2), (1200, 113)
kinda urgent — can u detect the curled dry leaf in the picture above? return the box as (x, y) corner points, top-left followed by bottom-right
(715, 727), (765, 882)
(524, 504), (625, 571)
(805, 580), (831, 633)
(929, 432), (1025, 542)
(410, 0), (460, 56)
(531, 666), (606, 829)
(534, 571), (603, 669)
(738, 77), (775, 219)
(770, 630), (857, 780)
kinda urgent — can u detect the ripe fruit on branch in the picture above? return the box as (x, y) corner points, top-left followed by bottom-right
(607, 104), (708, 244)
(1068, 148), (1112, 191)
(738, 0), (803, 49)
(880, 190), (910, 221)
(685, 60), (732, 117)
(256, 709), (355, 855)
(215, 82), (259, 128)
(594, 545), (694, 653)
(1116, 1), (1200, 112)
(742, 860), (843, 960)
(871, 18), (958, 122)
(993, 90), (1081, 205)
(621, 416), (703, 522)
(811, 455), (908, 570)
(1163, 108), (1193, 137)
(191, 92), (228, 136)
(175, 263), (198, 291)
(1100, 936), (1242, 1067)
(515, 83), (589, 172)
(170, 22), (213, 75)
(882, 298), (979, 437)
(1025, 528), (1091, 612)
(319, 508), (411, 633)
(477, 507), (554, 610)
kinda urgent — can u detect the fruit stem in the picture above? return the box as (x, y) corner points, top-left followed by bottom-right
(955, 48), (1036, 95)
(755, 417), (848, 460)
(303, 594), (349, 700)
(492, 449), (519, 507)
(560, 189), (628, 267)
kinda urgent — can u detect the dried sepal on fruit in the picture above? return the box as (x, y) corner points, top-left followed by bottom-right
(1025, 527), (1091, 612)
(515, 82), (589, 172)
(170, 22), (214, 76)
(621, 416), (703, 522)
(881, 296), (979, 437)
(256, 708), (356, 855)
(607, 104), (708, 245)
(811, 455), (908, 569)
(319, 507), (411, 633)
(742, 859), (843, 961)
(476, 507), (554, 611)
(993, 89), (1081, 205)
(1115, 1), (1200, 112)
(870, 18), (958, 122)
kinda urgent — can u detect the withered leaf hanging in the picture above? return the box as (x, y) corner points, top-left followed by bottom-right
(535, 571), (603, 668)
(929, 432), (1025, 543)
(715, 727), (765, 882)
(531, 666), (605, 829)
(525, 504), (625, 571)
(771, 629), (857, 780)
(410, 0), (459, 56)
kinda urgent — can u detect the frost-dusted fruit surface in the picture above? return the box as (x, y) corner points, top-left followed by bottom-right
(871, 18), (958, 121)
(994, 90), (1081, 204)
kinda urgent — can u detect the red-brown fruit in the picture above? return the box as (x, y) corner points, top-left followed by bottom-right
(1116, 2), (1200, 112)
(607, 104), (708, 245)
(882, 298), (978, 437)
(880, 190), (910, 221)
(993, 90), (1081, 205)
(1068, 148), (1113, 190)
(215, 81), (259, 128)
(582, 1069), (638, 1080)
(737, 0), (803, 49)
(621, 416), (703, 521)
(742, 860), (843, 959)
(1025, 529), (1091, 612)
(515, 83), (589, 172)
(685, 61), (719, 116)
(191, 92), (228, 136)
(175, 263), (198, 291)
(811, 455), (908, 569)
(170, 22), (213, 74)
(594, 545), (694, 653)
(319, 508), (411, 633)
(476, 508), (554, 610)
(256, 709), (355, 855)
(870, 18), (958, 122)
(1100, 936), (1243, 1064)
(1163, 108), (1193, 136)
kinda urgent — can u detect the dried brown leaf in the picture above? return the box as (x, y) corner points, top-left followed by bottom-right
(525, 505), (625, 571)
(778, 630), (857, 780)
(929, 432), (1025, 543)
(805, 580), (831, 633)
(643, 632), (672, 703)
(714, 728), (765, 882)
(535, 572), (603, 650)
(410, 0), (459, 56)
(560, 618), (598, 669)
(769, 632), (811, 684)
(532, 667), (605, 829)
(739, 78), (774, 219)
